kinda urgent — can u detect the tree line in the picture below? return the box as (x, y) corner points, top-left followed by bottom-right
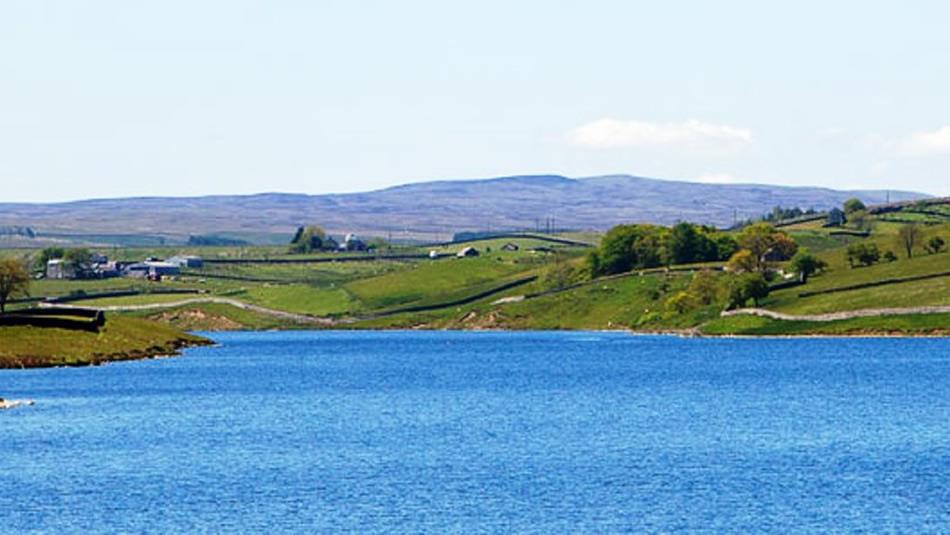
(587, 222), (740, 277)
(584, 221), (817, 311)
(587, 222), (801, 277)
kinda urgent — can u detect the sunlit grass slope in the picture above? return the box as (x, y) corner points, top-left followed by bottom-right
(0, 317), (209, 368)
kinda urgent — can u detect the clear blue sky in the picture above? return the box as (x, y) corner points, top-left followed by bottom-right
(2, 0), (949, 202)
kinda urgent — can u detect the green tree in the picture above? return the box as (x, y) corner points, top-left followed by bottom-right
(726, 249), (757, 273)
(367, 237), (390, 251)
(35, 247), (65, 270)
(668, 222), (702, 264)
(289, 226), (328, 254)
(789, 249), (826, 282)
(631, 231), (667, 268)
(668, 222), (695, 264)
(843, 198), (866, 214)
(687, 269), (722, 305)
(0, 258), (30, 313)
(736, 223), (796, 271)
(846, 243), (880, 268)
(592, 224), (667, 276)
(63, 248), (93, 268)
(594, 225), (639, 275)
(726, 272), (769, 309)
(665, 291), (697, 314)
(882, 250), (898, 262)
(770, 232), (799, 261)
(666, 222), (721, 264)
(925, 236), (945, 254)
(586, 250), (602, 279)
(713, 234), (739, 261)
(290, 226), (305, 245)
(543, 262), (585, 291)
(848, 210), (874, 232)
(896, 224), (922, 258)
(737, 222), (776, 267)
(765, 206), (807, 222)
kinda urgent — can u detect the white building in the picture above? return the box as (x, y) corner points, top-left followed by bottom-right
(167, 255), (203, 268)
(342, 233), (367, 252)
(46, 259), (75, 280)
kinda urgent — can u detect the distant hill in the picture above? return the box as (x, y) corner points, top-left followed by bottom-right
(0, 174), (928, 244)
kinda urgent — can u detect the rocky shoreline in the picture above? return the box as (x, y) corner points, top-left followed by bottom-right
(0, 336), (213, 370)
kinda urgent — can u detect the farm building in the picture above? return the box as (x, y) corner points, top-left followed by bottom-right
(46, 259), (75, 280)
(121, 263), (150, 278)
(501, 242), (520, 251)
(47, 256), (119, 280)
(342, 233), (367, 252)
(167, 255), (203, 268)
(457, 246), (480, 258)
(145, 261), (181, 277)
(121, 261), (181, 279)
(94, 261), (120, 279)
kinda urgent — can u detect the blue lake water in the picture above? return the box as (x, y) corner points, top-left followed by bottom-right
(2, 331), (949, 533)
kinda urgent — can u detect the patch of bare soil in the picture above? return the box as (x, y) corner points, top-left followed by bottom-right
(456, 310), (507, 330)
(150, 309), (244, 331)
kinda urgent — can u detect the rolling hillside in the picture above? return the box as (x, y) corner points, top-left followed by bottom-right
(0, 174), (926, 245)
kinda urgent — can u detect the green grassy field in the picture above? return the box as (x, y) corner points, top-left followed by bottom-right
(2, 218), (947, 336)
(785, 229), (863, 253)
(767, 274), (950, 315)
(193, 259), (404, 283)
(22, 237), (573, 320)
(353, 270), (718, 331)
(240, 284), (358, 316)
(0, 316), (209, 368)
(351, 218), (949, 334)
(765, 251), (950, 314)
(343, 254), (551, 311)
(701, 313), (950, 336)
(29, 277), (189, 298)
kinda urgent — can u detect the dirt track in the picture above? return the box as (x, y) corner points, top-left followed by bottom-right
(44, 296), (950, 327)
(41, 298), (339, 325)
(722, 306), (950, 322)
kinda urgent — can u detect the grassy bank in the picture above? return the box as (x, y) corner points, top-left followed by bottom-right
(350, 271), (718, 331)
(0, 316), (211, 368)
(133, 302), (306, 331)
(700, 313), (950, 337)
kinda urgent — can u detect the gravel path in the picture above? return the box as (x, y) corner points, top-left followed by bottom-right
(47, 296), (950, 327)
(40, 298), (339, 325)
(722, 305), (950, 322)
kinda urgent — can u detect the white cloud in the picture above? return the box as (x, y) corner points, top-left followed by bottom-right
(818, 126), (845, 139)
(897, 126), (950, 156)
(568, 118), (753, 154)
